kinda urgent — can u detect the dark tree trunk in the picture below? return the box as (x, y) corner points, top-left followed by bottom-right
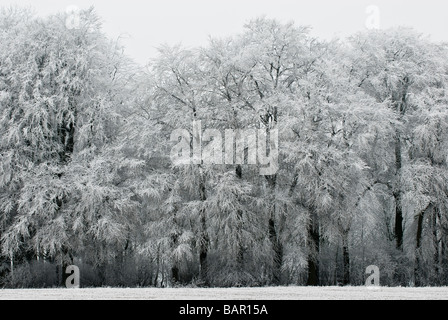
(342, 231), (350, 286)
(171, 231), (180, 284)
(235, 165), (245, 273)
(54, 193), (73, 287)
(236, 165), (242, 179)
(393, 80), (408, 251)
(307, 253), (319, 286)
(199, 212), (208, 283)
(433, 207), (440, 284)
(60, 122), (75, 164)
(269, 215), (283, 285)
(394, 132), (404, 251)
(442, 233), (447, 284)
(260, 103), (283, 285)
(198, 177), (209, 286)
(266, 174), (283, 285)
(415, 211), (425, 287)
(394, 191), (404, 251)
(55, 118), (76, 288)
(334, 245), (339, 285)
(171, 266), (179, 284)
(154, 245), (160, 287)
(307, 209), (320, 286)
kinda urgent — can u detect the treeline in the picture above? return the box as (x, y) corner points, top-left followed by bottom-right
(1, 7), (448, 288)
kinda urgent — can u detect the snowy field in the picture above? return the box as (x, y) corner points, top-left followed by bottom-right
(1, 286), (448, 300)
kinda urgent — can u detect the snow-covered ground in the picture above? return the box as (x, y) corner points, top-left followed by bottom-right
(1, 286), (448, 300)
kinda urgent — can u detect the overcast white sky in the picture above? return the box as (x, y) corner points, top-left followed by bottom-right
(2, 0), (448, 65)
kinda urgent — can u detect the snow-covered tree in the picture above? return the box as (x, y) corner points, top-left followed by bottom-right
(0, 8), (144, 285)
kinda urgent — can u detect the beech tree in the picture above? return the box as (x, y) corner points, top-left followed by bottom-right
(0, 7), (142, 285)
(347, 28), (448, 285)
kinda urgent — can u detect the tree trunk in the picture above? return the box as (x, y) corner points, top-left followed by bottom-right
(269, 214), (283, 285)
(199, 213), (209, 285)
(394, 190), (404, 251)
(235, 165), (245, 273)
(306, 249), (319, 286)
(10, 253), (14, 284)
(415, 211), (424, 287)
(59, 122), (75, 164)
(442, 232), (447, 284)
(266, 174), (283, 285)
(342, 231), (350, 286)
(393, 131), (403, 251)
(171, 266), (179, 285)
(393, 81), (408, 252)
(198, 176), (209, 286)
(334, 245), (339, 285)
(171, 244), (180, 284)
(171, 210), (180, 284)
(161, 266), (166, 288)
(391, 93), (406, 286)
(307, 209), (320, 286)
(433, 207), (440, 284)
(263, 106), (282, 285)
(154, 245), (160, 287)
(199, 186), (210, 285)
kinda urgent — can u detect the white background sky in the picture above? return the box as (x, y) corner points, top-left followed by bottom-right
(1, 0), (448, 66)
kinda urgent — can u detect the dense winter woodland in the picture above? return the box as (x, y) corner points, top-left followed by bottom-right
(1, 7), (448, 288)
